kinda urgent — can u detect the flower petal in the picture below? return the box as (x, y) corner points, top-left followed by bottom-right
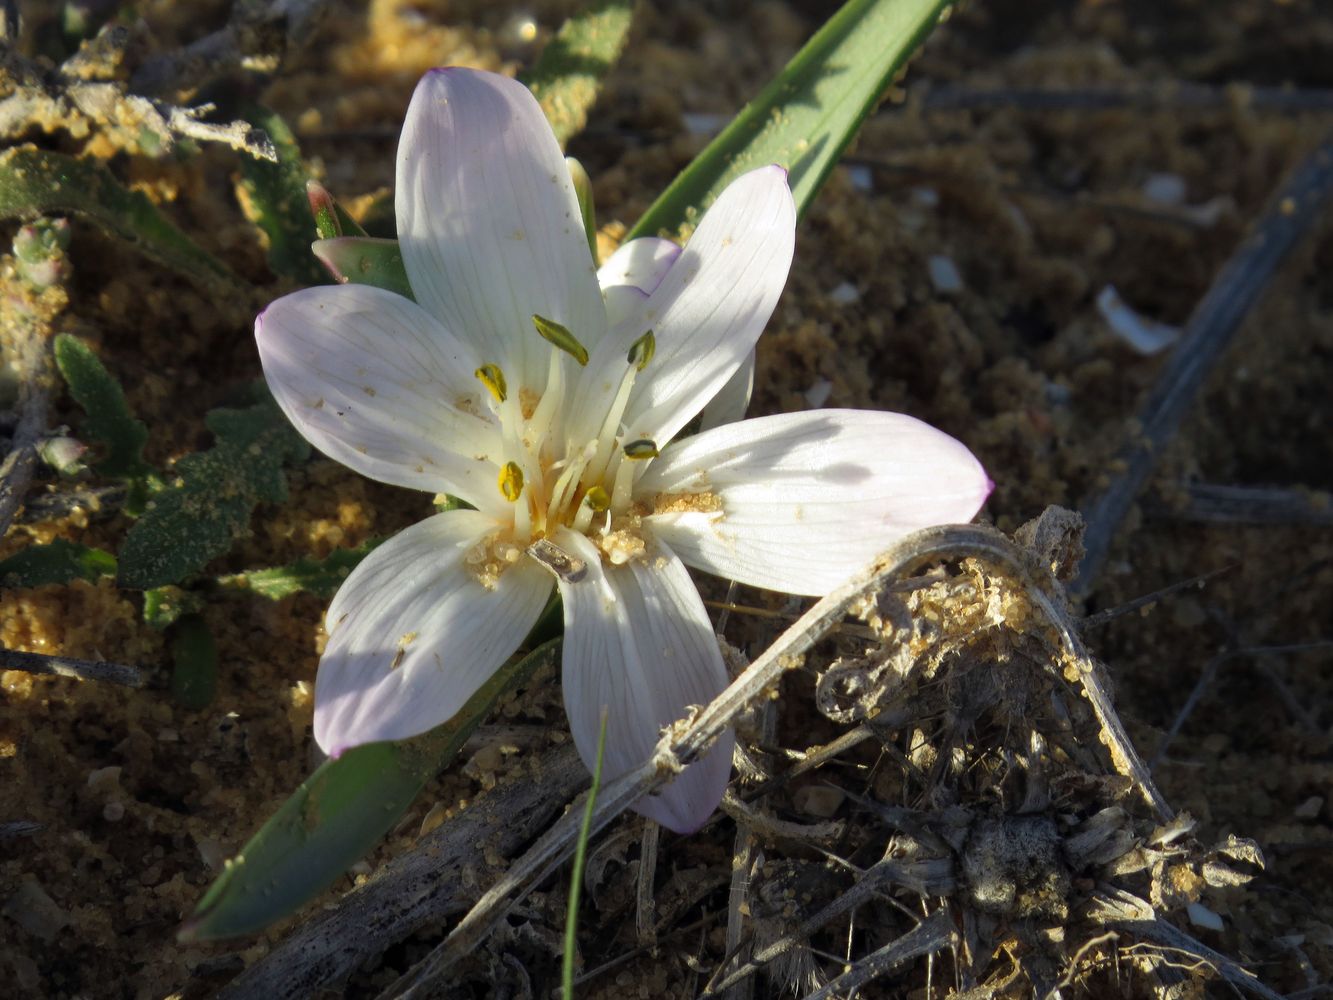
(257, 284), (503, 510)
(700, 350), (755, 430)
(552, 528), (733, 833)
(314, 510), (551, 755)
(396, 68), (606, 393)
(597, 237), (681, 295)
(638, 410), (992, 596)
(624, 166), (795, 446)
(601, 284), (650, 331)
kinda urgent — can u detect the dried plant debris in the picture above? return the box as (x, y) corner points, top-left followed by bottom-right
(0, 21), (276, 160)
(236, 512), (1273, 1000)
(544, 511), (1262, 999)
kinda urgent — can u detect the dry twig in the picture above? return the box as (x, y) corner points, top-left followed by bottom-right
(1074, 132), (1333, 594)
(0, 26), (276, 160)
(0, 647), (145, 688)
(129, 0), (332, 96)
(916, 82), (1333, 115)
(799, 908), (956, 1000)
(1155, 483), (1333, 528)
(217, 745), (586, 1000)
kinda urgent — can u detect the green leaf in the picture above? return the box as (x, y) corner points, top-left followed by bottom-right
(116, 395), (309, 589)
(237, 106), (328, 285)
(0, 538), (116, 587)
(53, 334), (152, 481)
(0, 146), (237, 294)
(306, 181), (369, 241)
(219, 540), (382, 601)
(170, 614), (218, 710)
(566, 157), (598, 264)
(521, 0), (635, 146)
(179, 638), (561, 941)
(626, 0), (954, 239)
(311, 237), (413, 299)
(143, 585), (205, 629)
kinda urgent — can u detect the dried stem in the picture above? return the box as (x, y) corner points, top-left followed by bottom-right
(798, 908), (956, 1000)
(1154, 482), (1333, 527)
(129, 0), (333, 96)
(380, 523), (1170, 999)
(0, 224), (65, 537)
(635, 818), (659, 948)
(1074, 132), (1333, 595)
(218, 745), (586, 1000)
(916, 82), (1333, 115)
(0, 26), (276, 161)
(17, 483), (128, 525)
(1090, 887), (1284, 1000)
(0, 647), (145, 688)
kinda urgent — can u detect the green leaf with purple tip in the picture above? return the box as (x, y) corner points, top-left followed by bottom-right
(312, 237), (413, 299)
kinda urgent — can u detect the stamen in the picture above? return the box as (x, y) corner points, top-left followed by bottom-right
(533, 314), (589, 367)
(547, 439), (595, 524)
(622, 439), (659, 460)
(627, 329), (655, 371)
(526, 537), (587, 583)
(527, 345), (566, 455)
(498, 461), (525, 502)
(476, 363), (507, 404)
(584, 485), (610, 511)
(610, 451), (638, 513)
(585, 363), (640, 485)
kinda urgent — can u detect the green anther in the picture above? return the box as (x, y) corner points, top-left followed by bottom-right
(622, 439), (659, 460)
(583, 485), (611, 511)
(476, 364), (508, 404)
(533, 314), (589, 367)
(498, 462), (525, 502)
(627, 329), (655, 371)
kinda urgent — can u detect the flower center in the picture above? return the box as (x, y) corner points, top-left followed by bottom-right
(473, 315), (658, 555)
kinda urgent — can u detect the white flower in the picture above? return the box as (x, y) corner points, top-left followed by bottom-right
(256, 68), (992, 832)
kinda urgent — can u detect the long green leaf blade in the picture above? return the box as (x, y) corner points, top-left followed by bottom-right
(179, 638), (560, 941)
(521, 0), (635, 146)
(0, 146), (237, 294)
(626, 0), (953, 239)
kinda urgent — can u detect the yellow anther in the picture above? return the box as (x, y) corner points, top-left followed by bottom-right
(532, 314), (589, 366)
(583, 485), (611, 511)
(498, 461), (524, 502)
(475, 363), (508, 404)
(622, 439), (659, 460)
(627, 329), (655, 371)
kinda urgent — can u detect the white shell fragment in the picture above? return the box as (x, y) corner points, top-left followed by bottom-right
(1143, 171), (1187, 205)
(682, 112), (725, 136)
(1095, 285), (1181, 356)
(846, 164), (874, 192)
(828, 281), (860, 306)
(1187, 901), (1225, 932)
(804, 378), (832, 408)
(928, 254), (964, 294)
